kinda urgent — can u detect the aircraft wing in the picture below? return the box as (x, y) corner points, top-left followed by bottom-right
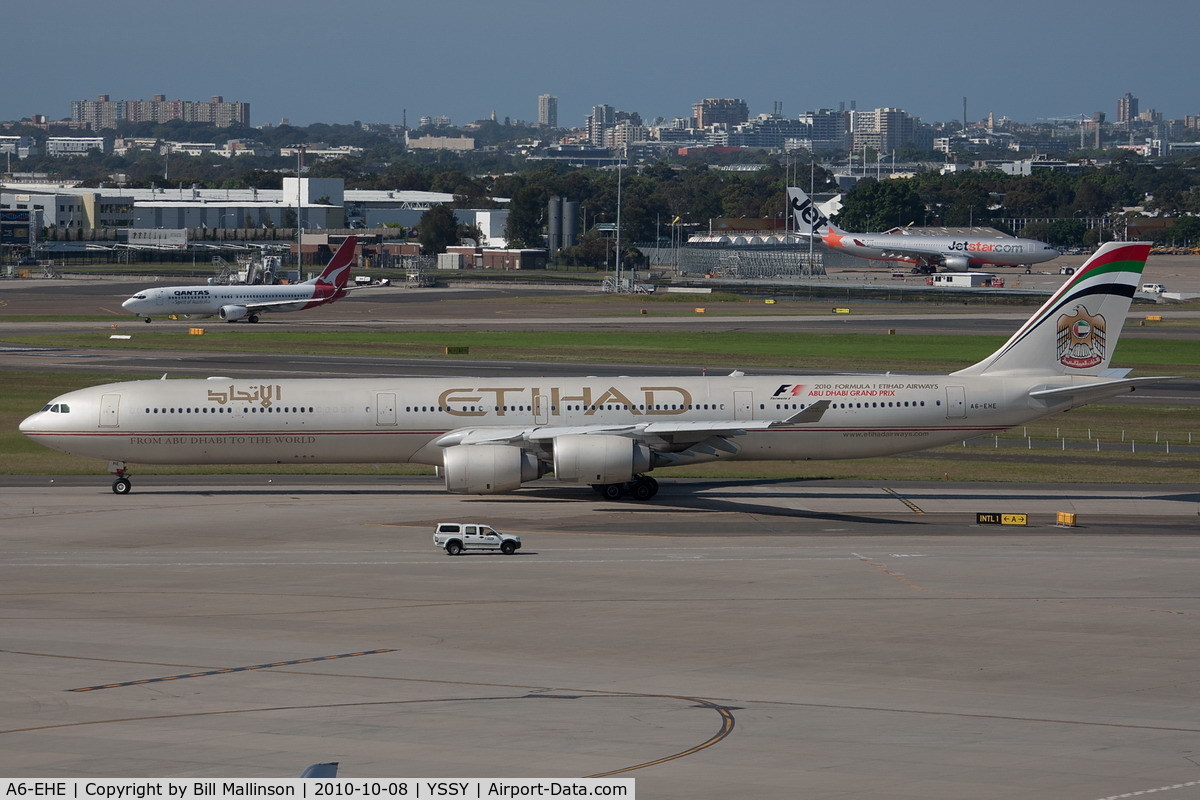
(434, 401), (831, 449)
(237, 297), (330, 313)
(233, 281), (390, 313)
(868, 243), (940, 264)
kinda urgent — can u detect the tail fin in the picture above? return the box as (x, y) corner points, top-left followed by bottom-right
(953, 241), (1151, 377)
(299, 763), (339, 778)
(788, 186), (844, 238)
(307, 235), (357, 289)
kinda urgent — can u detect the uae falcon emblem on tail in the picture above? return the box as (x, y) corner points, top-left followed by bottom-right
(1056, 306), (1106, 369)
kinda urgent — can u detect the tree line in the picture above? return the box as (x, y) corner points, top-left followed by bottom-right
(12, 118), (1200, 255)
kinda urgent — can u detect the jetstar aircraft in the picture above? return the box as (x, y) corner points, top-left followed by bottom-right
(23, 242), (1170, 499)
(788, 186), (1061, 272)
(121, 236), (385, 323)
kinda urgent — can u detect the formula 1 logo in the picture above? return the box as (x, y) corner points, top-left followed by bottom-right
(771, 384), (807, 398)
(1056, 306), (1106, 369)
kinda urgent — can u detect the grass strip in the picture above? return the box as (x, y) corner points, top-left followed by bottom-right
(4, 329), (1197, 375)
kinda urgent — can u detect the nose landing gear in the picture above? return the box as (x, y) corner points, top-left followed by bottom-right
(108, 460), (132, 494)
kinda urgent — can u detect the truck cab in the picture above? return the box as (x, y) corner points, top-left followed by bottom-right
(433, 523), (521, 555)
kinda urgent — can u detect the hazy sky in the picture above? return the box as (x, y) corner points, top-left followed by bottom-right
(6, 0), (1196, 129)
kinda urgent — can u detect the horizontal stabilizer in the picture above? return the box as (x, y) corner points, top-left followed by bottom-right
(1028, 376), (1178, 405)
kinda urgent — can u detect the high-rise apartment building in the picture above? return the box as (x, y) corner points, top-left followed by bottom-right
(875, 108), (916, 152)
(538, 94), (558, 128)
(69, 94), (250, 129)
(587, 104), (615, 145)
(849, 107), (927, 153)
(799, 108), (849, 150)
(1117, 92), (1138, 125)
(693, 98), (749, 129)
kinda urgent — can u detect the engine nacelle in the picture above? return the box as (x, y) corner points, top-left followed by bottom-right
(553, 434), (651, 485)
(218, 304), (250, 321)
(941, 255), (971, 271)
(442, 444), (541, 494)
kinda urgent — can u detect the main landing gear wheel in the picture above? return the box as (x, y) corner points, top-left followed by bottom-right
(629, 476), (659, 501)
(599, 483), (624, 501)
(248, 314), (260, 323)
(593, 476), (659, 501)
(112, 477), (132, 494)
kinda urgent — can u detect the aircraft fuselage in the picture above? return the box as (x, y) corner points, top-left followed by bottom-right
(121, 284), (341, 319)
(827, 231), (1060, 268)
(21, 373), (1077, 468)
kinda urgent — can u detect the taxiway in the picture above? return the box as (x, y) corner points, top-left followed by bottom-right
(1, 477), (1198, 798)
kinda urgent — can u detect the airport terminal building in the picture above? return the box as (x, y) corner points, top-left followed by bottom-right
(0, 178), (509, 245)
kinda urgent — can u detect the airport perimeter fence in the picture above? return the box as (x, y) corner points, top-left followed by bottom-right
(958, 429), (1199, 457)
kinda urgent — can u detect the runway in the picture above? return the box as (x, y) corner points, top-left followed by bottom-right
(1, 476), (1198, 798)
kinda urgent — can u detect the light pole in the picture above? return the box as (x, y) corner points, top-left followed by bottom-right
(614, 148), (624, 291)
(295, 146), (304, 274)
(808, 160), (815, 274)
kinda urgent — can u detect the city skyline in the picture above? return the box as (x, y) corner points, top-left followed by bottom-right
(5, 0), (1197, 130)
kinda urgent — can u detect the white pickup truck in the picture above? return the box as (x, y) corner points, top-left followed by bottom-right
(433, 523), (522, 555)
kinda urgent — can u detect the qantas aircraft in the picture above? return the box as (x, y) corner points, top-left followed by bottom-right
(789, 186), (1061, 272)
(121, 236), (384, 323)
(22, 242), (1169, 499)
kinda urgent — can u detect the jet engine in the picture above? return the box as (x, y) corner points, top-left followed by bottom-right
(941, 255), (971, 271)
(218, 305), (250, 321)
(552, 434), (651, 485)
(442, 444), (542, 494)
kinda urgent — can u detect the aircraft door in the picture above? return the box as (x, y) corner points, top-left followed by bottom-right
(945, 385), (966, 418)
(99, 393), (121, 428)
(376, 392), (397, 426)
(734, 390), (753, 421)
(534, 394), (550, 425)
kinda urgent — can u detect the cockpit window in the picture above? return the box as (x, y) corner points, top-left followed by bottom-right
(40, 403), (70, 413)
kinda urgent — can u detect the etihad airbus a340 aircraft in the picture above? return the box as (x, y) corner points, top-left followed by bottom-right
(23, 242), (1169, 499)
(121, 235), (384, 323)
(788, 186), (1061, 272)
